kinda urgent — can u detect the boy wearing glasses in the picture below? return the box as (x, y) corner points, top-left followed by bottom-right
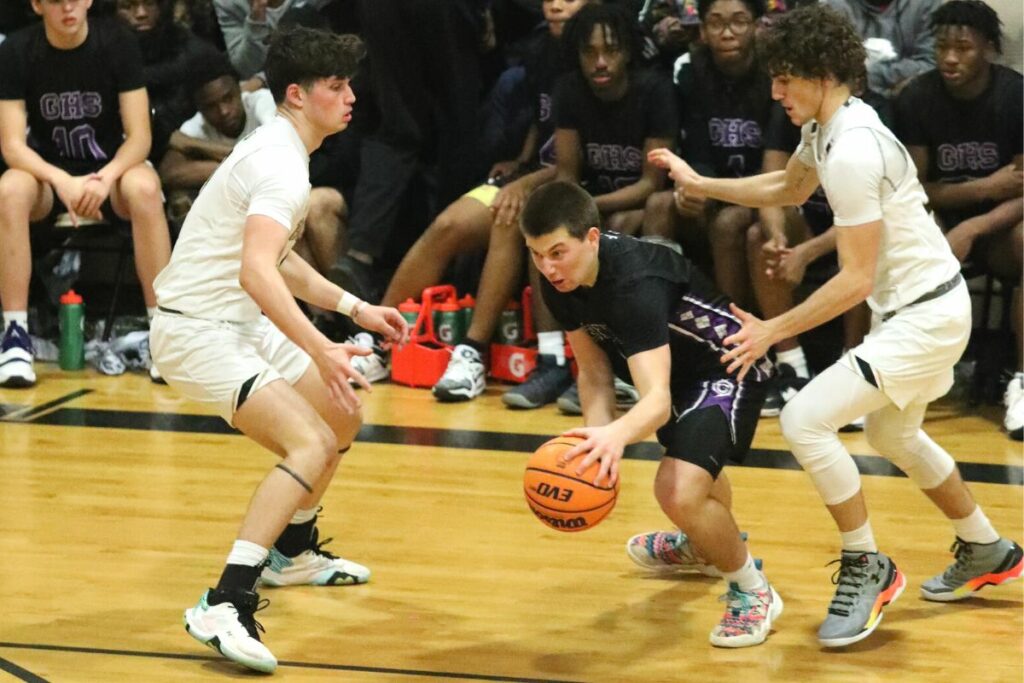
(0, 0), (172, 387)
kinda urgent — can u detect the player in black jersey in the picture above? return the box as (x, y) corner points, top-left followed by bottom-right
(895, 0), (1023, 441)
(521, 180), (781, 648)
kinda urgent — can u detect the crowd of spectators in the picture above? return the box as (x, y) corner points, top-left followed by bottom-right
(0, 0), (1020, 439)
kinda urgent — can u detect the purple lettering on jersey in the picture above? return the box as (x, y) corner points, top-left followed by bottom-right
(936, 142), (1000, 173)
(585, 143), (643, 173)
(52, 124), (107, 162)
(539, 93), (552, 123)
(708, 118), (762, 149)
(38, 91), (103, 122)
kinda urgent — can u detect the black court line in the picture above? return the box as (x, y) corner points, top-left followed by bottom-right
(0, 654), (49, 683)
(10, 407), (1024, 486)
(1, 389), (93, 422)
(0, 643), (582, 682)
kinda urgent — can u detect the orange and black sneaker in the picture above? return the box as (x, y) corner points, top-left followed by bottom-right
(817, 551), (906, 648)
(920, 538), (1023, 602)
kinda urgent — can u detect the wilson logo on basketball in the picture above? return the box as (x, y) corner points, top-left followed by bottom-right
(530, 509), (588, 529)
(532, 482), (574, 502)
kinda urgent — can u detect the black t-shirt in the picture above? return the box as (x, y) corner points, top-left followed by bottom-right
(769, 106), (834, 233)
(0, 18), (146, 175)
(553, 68), (677, 194)
(523, 31), (569, 167)
(676, 49), (775, 178)
(895, 65), (1023, 223)
(542, 233), (773, 390)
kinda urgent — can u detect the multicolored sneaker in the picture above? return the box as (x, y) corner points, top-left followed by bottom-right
(920, 537), (1024, 602)
(184, 588), (276, 673)
(261, 529), (371, 587)
(709, 582), (783, 648)
(625, 530), (747, 577)
(817, 551), (906, 648)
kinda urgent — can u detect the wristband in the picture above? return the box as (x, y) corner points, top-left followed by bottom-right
(336, 291), (363, 317)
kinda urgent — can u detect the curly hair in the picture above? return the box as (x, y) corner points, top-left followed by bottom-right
(264, 27), (365, 104)
(757, 4), (866, 86)
(562, 3), (640, 67)
(931, 0), (1003, 55)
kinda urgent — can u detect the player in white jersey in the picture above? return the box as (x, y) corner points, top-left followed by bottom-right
(650, 4), (1021, 649)
(150, 28), (407, 673)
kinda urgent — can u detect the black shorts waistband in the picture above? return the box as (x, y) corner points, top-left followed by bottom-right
(882, 272), (962, 322)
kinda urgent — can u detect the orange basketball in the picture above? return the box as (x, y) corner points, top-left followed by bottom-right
(523, 435), (619, 532)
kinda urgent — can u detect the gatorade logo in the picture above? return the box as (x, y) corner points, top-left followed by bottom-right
(502, 322), (519, 343)
(438, 323), (454, 344)
(509, 352), (527, 379)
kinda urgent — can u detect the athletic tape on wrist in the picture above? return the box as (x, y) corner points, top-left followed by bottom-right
(336, 291), (363, 317)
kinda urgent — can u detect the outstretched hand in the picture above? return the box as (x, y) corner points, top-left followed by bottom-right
(647, 148), (706, 201)
(720, 303), (774, 381)
(356, 304), (409, 347)
(558, 425), (625, 487)
(315, 342), (373, 414)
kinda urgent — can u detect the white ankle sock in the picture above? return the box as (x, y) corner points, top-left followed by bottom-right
(722, 552), (766, 591)
(147, 306), (157, 322)
(840, 521), (878, 553)
(538, 331), (565, 365)
(4, 311), (28, 333)
(951, 506), (999, 544)
(225, 540), (269, 567)
(290, 507), (319, 525)
(776, 347), (809, 378)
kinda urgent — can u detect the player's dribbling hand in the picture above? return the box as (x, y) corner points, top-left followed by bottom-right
(356, 304), (409, 347)
(316, 343), (372, 413)
(559, 425), (625, 487)
(720, 303), (774, 381)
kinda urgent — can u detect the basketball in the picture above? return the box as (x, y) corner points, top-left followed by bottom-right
(523, 436), (619, 532)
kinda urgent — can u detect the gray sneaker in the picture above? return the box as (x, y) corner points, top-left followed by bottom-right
(501, 354), (573, 409)
(556, 377), (641, 415)
(920, 537), (1023, 602)
(817, 551), (906, 648)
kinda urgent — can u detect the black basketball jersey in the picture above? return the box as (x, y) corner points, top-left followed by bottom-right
(553, 68), (678, 194)
(895, 65), (1023, 222)
(0, 18), (146, 176)
(541, 233), (773, 390)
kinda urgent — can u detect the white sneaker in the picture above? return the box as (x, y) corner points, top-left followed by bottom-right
(261, 531), (371, 587)
(347, 332), (389, 384)
(1003, 372), (1024, 441)
(432, 344), (486, 402)
(0, 322), (36, 388)
(183, 589), (277, 673)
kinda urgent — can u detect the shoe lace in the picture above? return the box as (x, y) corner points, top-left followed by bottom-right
(825, 553), (872, 616)
(717, 585), (764, 633)
(233, 594), (270, 642)
(309, 527), (339, 560)
(942, 539), (975, 582)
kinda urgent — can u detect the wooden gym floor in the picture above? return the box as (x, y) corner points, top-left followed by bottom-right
(1, 367), (1021, 682)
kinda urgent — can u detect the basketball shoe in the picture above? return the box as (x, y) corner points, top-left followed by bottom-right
(920, 537), (1024, 602)
(1003, 372), (1024, 441)
(709, 582), (783, 648)
(760, 363), (809, 417)
(0, 322), (35, 388)
(817, 551), (905, 647)
(555, 378), (641, 415)
(433, 344), (486, 402)
(347, 332), (389, 384)
(184, 588), (276, 673)
(625, 530), (749, 577)
(261, 528), (371, 587)
(502, 354), (572, 409)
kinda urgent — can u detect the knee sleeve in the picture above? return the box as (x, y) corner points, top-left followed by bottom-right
(864, 413), (955, 489)
(780, 399), (862, 505)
